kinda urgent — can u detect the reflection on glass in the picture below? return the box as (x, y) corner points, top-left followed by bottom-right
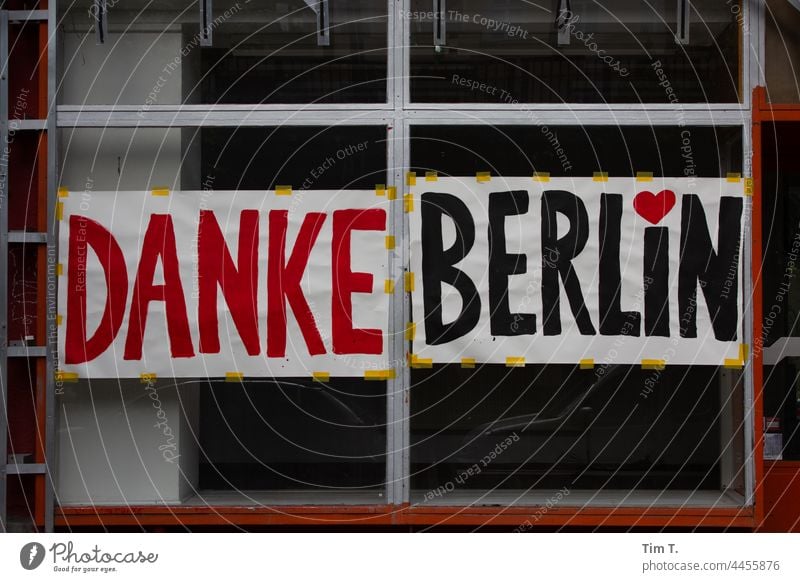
(410, 0), (740, 103)
(59, 0), (387, 104)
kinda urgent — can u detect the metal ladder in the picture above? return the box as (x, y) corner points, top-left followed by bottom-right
(0, 2), (57, 533)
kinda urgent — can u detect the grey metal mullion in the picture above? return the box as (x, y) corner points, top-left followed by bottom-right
(45, 0), (57, 533)
(57, 109), (394, 127)
(0, 9), (10, 534)
(742, 0), (760, 510)
(392, 0), (410, 507)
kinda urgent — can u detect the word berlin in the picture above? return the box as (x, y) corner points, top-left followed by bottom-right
(410, 177), (745, 366)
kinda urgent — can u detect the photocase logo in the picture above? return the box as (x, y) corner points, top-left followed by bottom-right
(20, 542), (46, 570)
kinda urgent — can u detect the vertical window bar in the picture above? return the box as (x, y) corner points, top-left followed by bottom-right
(200, 0), (213, 47)
(676, 0), (690, 45)
(93, 0), (107, 45)
(433, 0), (445, 48)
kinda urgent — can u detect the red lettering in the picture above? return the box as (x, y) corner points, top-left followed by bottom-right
(124, 215), (194, 360)
(332, 209), (385, 354)
(198, 210), (260, 355)
(65, 216), (128, 364)
(266, 210), (326, 357)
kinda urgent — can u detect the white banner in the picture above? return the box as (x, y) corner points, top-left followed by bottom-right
(409, 177), (746, 366)
(57, 190), (390, 378)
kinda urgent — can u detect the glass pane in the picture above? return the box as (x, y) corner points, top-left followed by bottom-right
(58, 0), (388, 105)
(60, 125), (387, 191)
(410, 0), (741, 103)
(56, 125), (389, 503)
(199, 380), (386, 490)
(409, 124), (746, 498)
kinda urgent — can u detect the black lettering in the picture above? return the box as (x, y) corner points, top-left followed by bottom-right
(599, 194), (641, 335)
(678, 195), (743, 340)
(489, 190), (536, 335)
(421, 192), (481, 344)
(644, 226), (670, 336)
(541, 190), (596, 335)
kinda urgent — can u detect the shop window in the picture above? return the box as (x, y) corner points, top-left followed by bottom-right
(58, 0), (388, 105)
(56, 125), (389, 504)
(410, 0), (741, 103)
(409, 124), (746, 499)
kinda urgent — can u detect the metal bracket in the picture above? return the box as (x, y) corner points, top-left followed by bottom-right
(303, 0), (331, 46)
(556, 0), (572, 46)
(433, 0), (445, 48)
(200, 0), (213, 47)
(93, 0), (108, 45)
(676, 0), (690, 45)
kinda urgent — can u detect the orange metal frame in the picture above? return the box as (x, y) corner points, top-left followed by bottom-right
(751, 85), (800, 532)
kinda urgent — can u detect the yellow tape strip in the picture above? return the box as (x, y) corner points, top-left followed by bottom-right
(579, 359), (595, 369)
(726, 173), (742, 183)
(425, 171), (438, 182)
(406, 172), (417, 186)
(275, 185), (292, 196)
(387, 186), (397, 200)
(375, 184), (386, 196)
(405, 322), (416, 341)
(56, 314), (63, 326)
(532, 172), (550, 182)
(476, 171), (491, 183)
(313, 372), (330, 383)
(57, 187), (70, 198)
(506, 357), (525, 367)
(56, 263), (63, 276)
(225, 372), (245, 382)
(140, 373), (157, 384)
(365, 369), (396, 380)
(404, 194), (414, 213)
(56, 202), (64, 221)
(744, 178), (754, 197)
(724, 344), (749, 369)
(636, 172), (654, 182)
(410, 354), (433, 369)
(461, 358), (476, 369)
(384, 279), (395, 294)
(641, 359), (666, 370)
(405, 272), (415, 292)
(151, 187), (170, 197)
(385, 235), (396, 250)
(593, 172), (609, 182)
(55, 371), (79, 383)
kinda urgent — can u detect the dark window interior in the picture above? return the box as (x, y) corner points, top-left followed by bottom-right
(410, 0), (740, 103)
(199, 379), (386, 490)
(200, 126), (387, 190)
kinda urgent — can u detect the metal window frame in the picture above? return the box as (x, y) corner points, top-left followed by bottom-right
(52, 0), (759, 511)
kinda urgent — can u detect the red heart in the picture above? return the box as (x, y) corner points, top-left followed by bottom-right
(633, 190), (676, 225)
